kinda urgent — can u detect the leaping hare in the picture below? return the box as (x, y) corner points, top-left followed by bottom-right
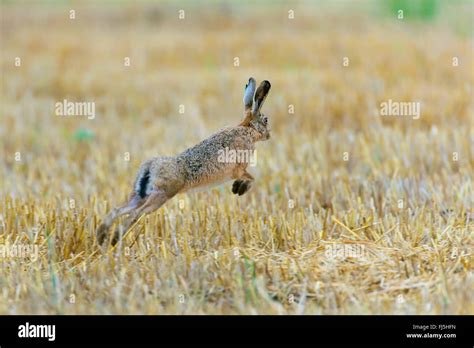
(97, 77), (271, 245)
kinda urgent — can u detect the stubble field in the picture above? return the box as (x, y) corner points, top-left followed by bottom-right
(0, 1), (473, 314)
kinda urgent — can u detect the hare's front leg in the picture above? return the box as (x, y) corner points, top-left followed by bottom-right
(232, 171), (254, 196)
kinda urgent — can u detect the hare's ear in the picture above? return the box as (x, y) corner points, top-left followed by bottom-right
(243, 77), (256, 112)
(252, 80), (271, 115)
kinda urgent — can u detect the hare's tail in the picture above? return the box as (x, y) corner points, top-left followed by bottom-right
(134, 160), (156, 199)
(136, 167), (151, 198)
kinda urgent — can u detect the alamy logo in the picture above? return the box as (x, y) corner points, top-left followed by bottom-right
(380, 99), (420, 120)
(18, 322), (56, 341)
(325, 244), (366, 260)
(55, 99), (95, 119)
(217, 147), (257, 167)
(0, 243), (39, 262)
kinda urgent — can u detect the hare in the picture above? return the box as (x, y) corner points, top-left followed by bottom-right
(97, 77), (271, 245)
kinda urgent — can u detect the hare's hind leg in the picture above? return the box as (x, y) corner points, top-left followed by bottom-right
(97, 195), (144, 245)
(232, 170), (254, 196)
(110, 188), (172, 245)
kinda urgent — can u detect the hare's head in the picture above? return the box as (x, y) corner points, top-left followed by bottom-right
(241, 77), (271, 141)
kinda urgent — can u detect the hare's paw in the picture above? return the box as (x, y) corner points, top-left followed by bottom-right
(232, 180), (252, 196)
(232, 180), (242, 194)
(96, 223), (109, 245)
(111, 228), (121, 246)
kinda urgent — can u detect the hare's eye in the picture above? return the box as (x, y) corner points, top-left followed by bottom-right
(262, 116), (268, 126)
